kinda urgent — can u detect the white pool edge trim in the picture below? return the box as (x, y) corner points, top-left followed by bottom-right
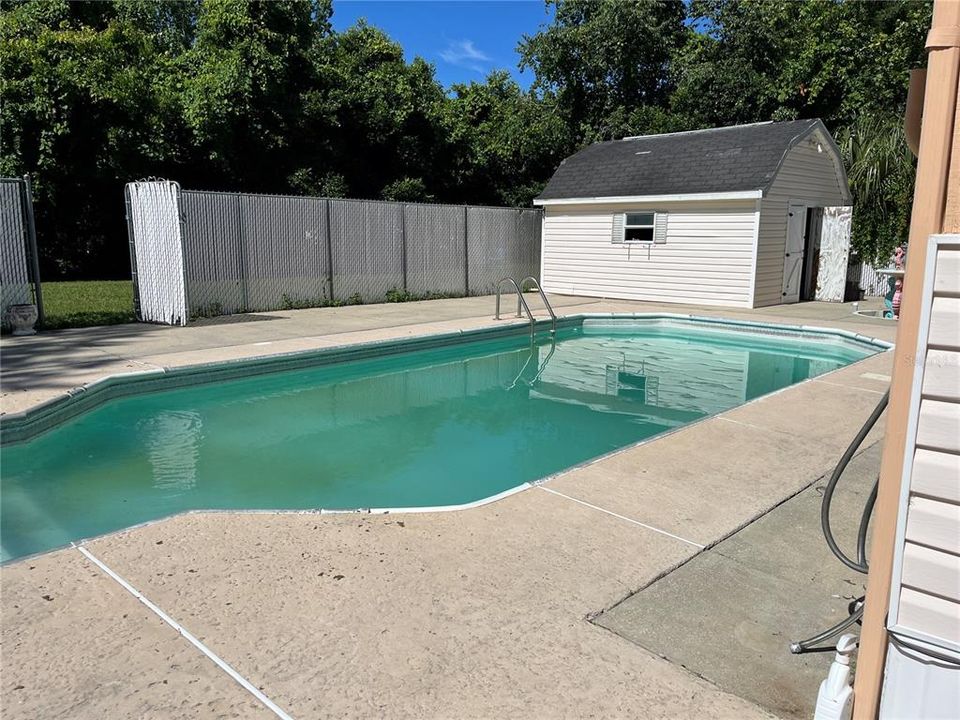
(73, 543), (295, 720)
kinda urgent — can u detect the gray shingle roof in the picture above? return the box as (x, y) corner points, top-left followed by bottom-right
(537, 119), (825, 201)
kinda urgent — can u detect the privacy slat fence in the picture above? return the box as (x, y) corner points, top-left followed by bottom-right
(127, 181), (542, 325)
(329, 198), (404, 306)
(0, 177), (42, 329)
(848, 259), (896, 297)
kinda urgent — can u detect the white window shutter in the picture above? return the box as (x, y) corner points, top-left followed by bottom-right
(611, 212), (624, 243)
(654, 212), (668, 244)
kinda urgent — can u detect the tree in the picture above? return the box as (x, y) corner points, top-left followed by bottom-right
(837, 114), (915, 264)
(381, 177), (433, 202)
(180, 0), (331, 190)
(671, 1), (794, 126)
(673, 1), (930, 129)
(0, 0), (935, 279)
(518, 0), (686, 141)
(441, 71), (570, 206)
(300, 22), (447, 200)
(1, 0), (191, 277)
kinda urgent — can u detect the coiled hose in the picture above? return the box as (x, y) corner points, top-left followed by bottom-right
(790, 389), (889, 654)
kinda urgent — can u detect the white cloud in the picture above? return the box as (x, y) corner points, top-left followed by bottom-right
(439, 39), (492, 74)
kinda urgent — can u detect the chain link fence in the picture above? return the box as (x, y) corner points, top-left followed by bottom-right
(127, 182), (542, 323)
(0, 177), (43, 329)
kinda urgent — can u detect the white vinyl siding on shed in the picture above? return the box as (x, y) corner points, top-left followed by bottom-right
(541, 200), (758, 308)
(888, 237), (960, 653)
(754, 133), (848, 307)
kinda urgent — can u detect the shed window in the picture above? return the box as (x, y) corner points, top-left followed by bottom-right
(611, 211), (668, 244)
(624, 212), (655, 242)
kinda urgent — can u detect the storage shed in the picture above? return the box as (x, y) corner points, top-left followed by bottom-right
(534, 119), (853, 308)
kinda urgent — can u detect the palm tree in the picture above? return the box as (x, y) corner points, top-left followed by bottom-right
(835, 114), (916, 265)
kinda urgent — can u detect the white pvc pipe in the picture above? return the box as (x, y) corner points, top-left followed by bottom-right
(74, 544), (294, 720)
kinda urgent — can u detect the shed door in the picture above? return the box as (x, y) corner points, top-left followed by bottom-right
(815, 206), (853, 302)
(782, 202), (807, 303)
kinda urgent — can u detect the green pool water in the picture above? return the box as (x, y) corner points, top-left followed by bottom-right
(0, 321), (878, 562)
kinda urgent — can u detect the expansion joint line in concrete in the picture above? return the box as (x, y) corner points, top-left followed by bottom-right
(72, 544), (295, 720)
(715, 415), (773, 432)
(536, 486), (706, 549)
(812, 378), (888, 395)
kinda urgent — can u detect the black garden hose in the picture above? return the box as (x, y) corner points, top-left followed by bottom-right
(857, 482), (879, 570)
(790, 389), (889, 654)
(790, 602), (865, 654)
(819, 389), (888, 575)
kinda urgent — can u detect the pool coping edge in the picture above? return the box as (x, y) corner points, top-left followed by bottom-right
(0, 312), (891, 447)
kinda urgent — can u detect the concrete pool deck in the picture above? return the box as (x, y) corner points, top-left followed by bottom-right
(0, 295), (897, 718)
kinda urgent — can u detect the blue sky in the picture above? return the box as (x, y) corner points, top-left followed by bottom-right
(330, 1), (555, 89)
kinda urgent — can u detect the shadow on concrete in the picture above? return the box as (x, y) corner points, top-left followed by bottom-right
(191, 313), (284, 326)
(593, 442), (882, 719)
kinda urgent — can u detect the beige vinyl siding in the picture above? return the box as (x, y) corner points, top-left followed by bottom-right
(912, 449), (960, 502)
(754, 132), (848, 307)
(892, 240), (960, 649)
(540, 200), (758, 308)
(901, 544), (960, 601)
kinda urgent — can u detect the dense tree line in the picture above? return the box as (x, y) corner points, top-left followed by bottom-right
(0, 0), (931, 279)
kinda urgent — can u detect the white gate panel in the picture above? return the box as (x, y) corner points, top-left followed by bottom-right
(128, 181), (187, 325)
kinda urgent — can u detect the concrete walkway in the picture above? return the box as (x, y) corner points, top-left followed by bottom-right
(1, 296), (896, 718)
(596, 442), (883, 719)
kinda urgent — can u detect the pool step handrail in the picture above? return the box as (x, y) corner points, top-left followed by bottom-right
(519, 276), (557, 335)
(494, 276), (556, 336)
(507, 344), (537, 390)
(506, 335), (556, 390)
(529, 336), (557, 384)
(495, 277), (537, 334)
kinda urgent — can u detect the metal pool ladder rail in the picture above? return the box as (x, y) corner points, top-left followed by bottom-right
(495, 276), (557, 335)
(520, 276), (557, 335)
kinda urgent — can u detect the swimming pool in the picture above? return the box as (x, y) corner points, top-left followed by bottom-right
(0, 316), (885, 562)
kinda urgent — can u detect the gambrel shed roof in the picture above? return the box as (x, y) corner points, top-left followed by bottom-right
(536, 119), (848, 202)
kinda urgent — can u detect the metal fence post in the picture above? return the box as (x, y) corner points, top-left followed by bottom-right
(325, 197), (334, 301)
(400, 202), (408, 292)
(516, 207), (523, 282)
(235, 193), (249, 312)
(21, 175), (43, 325)
(124, 184), (142, 321)
(463, 205), (469, 296)
(173, 182), (190, 323)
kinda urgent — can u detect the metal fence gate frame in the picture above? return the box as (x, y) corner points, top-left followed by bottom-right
(126, 182), (543, 324)
(0, 176), (43, 329)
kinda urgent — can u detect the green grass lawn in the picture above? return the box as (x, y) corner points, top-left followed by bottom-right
(40, 280), (136, 330)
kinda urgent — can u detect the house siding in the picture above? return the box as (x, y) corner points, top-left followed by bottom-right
(888, 239), (960, 651)
(754, 133), (849, 307)
(540, 200), (758, 308)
